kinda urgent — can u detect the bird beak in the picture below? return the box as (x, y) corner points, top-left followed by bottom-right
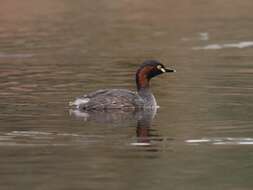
(164, 68), (176, 73)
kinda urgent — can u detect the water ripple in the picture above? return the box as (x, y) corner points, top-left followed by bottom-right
(0, 52), (34, 58)
(193, 41), (253, 50)
(186, 137), (253, 145)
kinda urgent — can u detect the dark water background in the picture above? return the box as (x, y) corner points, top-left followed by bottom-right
(1, 0), (253, 189)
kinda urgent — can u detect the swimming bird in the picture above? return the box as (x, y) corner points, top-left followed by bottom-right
(70, 60), (175, 110)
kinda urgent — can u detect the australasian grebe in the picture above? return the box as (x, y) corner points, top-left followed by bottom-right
(70, 60), (175, 110)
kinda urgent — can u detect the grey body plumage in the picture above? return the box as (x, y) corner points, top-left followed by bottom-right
(70, 60), (175, 111)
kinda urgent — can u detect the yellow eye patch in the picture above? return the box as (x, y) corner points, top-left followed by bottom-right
(157, 65), (166, 72)
(157, 65), (162, 69)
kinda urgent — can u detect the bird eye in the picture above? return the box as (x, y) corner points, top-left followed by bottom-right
(157, 65), (162, 69)
(157, 65), (166, 73)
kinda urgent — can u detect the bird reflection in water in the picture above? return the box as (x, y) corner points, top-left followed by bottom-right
(69, 107), (162, 147)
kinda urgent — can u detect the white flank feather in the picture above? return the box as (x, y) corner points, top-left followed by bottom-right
(69, 98), (90, 108)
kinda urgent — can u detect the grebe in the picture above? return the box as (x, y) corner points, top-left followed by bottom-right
(70, 60), (175, 110)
